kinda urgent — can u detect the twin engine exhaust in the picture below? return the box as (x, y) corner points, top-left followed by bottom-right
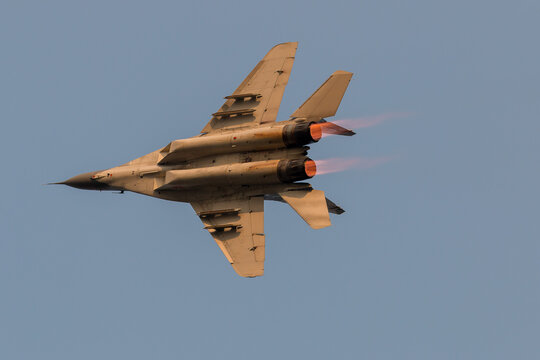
(154, 120), (354, 190)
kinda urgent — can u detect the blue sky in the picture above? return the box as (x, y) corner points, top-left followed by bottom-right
(1, 1), (539, 359)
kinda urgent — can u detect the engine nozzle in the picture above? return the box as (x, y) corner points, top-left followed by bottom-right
(282, 122), (322, 147)
(277, 158), (317, 183)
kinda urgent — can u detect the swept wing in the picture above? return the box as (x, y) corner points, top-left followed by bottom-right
(191, 196), (265, 277)
(201, 42), (297, 133)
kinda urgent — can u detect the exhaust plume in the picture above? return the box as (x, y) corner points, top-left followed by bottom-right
(314, 156), (394, 175)
(333, 112), (412, 130)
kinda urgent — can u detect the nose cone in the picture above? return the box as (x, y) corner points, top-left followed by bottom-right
(61, 170), (109, 190)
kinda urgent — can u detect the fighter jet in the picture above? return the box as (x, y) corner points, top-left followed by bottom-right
(55, 42), (355, 277)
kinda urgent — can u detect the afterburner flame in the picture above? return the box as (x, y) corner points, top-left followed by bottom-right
(312, 122), (351, 137)
(314, 156), (393, 175)
(309, 123), (323, 141)
(304, 159), (317, 177)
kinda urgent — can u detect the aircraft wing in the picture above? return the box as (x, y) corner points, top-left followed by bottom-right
(191, 196), (265, 277)
(201, 42), (297, 134)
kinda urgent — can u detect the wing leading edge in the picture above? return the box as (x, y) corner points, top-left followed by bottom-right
(201, 42), (297, 133)
(191, 196), (265, 278)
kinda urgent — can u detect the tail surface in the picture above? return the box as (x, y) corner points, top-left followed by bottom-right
(291, 70), (353, 120)
(271, 71), (353, 229)
(278, 189), (331, 229)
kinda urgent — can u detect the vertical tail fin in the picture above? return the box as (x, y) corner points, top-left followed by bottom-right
(291, 70), (353, 119)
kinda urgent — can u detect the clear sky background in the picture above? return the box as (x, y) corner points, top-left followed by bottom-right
(1, 1), (539, 359)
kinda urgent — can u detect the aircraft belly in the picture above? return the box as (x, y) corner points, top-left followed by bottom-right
(56, 42), (354, 278)
(159, 160), (282, 189)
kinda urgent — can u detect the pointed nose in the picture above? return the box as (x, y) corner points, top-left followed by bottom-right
(62, 170), (109, 190)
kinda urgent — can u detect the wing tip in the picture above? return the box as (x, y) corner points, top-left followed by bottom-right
(332, 70), (354, 76)
(273, 41), (298, 48)
(264, 42), (298, 59)
(232, 263), (264, 278)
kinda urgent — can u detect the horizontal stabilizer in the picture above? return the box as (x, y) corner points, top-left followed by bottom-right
(291, 70), (353, 119)
(264, 193), (344, 214)
(325, 198), (345, 215)
(279, 189), (331, 229)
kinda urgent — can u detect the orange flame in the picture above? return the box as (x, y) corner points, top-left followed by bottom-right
(314, 156), (394, 175)
(311, 122), (352, 138)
